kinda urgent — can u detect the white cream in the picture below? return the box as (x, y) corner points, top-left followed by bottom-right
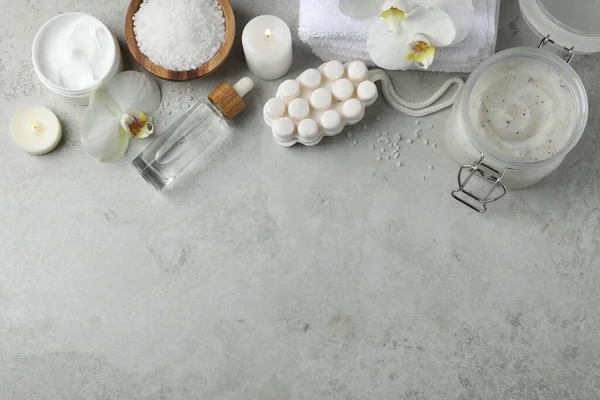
(34, 13), (116, 91)
(469, 59), (574, 163)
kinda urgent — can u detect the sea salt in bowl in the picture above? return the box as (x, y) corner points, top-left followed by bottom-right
(125, 0), (235, 81)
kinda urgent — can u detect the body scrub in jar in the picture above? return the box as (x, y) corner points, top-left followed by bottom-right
(32, 13), (122, 105)
(445, 48), (587, 209)
(445, 0), (600, 212)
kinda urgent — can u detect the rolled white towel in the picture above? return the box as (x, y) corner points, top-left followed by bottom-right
(299, 0), (500, 73)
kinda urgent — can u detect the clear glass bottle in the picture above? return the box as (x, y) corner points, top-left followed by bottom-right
(132, 78), (253, 190)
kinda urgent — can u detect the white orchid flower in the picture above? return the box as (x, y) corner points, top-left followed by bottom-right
(339, 0), (413, 20)
(339, 0), (473, 70)
(81, 71), (161, 162)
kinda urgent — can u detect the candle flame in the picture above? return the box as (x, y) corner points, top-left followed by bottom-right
(265, 28), (272, 39)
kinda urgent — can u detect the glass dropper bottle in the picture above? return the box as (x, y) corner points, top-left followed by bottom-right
(132, 77), (254, 190)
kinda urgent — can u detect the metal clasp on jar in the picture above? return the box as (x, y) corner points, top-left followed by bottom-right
(451, 154), (508, 213)
(538, 34), (575, 64)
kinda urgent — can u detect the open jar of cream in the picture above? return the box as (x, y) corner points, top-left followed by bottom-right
(446, 0), (600, 212)
(32, 13), (122, 105)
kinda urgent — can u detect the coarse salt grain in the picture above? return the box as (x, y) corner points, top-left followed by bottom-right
(134, 0), (226, 71)
(346, 132), (353, 138)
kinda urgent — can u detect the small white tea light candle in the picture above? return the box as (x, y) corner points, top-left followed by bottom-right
(242, 15), (293, 81)
(10, 107), (62, 155)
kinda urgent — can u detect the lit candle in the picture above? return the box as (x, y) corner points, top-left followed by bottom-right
(10, 107), (62, 155)
(242, 15), (293, 81)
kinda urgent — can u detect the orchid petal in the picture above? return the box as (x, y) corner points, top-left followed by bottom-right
(383, 0), (414, 13)
(81, 101), (130, 163)
(102, 71), (161, 115)
(339, 0), (385, 19)
(368, 20), (414, 70)
(402, 4), (456, 47)
(380, 7), (407, 33)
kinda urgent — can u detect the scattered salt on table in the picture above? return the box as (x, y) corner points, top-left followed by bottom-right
(134, 0), (226, 71)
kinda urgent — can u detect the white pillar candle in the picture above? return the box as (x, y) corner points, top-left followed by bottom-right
(242, 15), (293, 81)
(10, 106), (62, 155)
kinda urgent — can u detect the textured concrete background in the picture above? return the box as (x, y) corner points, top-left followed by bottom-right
(1, 0), (600, 399)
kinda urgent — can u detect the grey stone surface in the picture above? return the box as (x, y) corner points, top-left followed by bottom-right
(1, 0), (600, 399)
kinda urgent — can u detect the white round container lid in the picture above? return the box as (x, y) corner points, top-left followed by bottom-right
(520, 0), (600, 54)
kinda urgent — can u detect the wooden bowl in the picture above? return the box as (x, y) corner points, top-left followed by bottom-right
(125, 0), (235, 81)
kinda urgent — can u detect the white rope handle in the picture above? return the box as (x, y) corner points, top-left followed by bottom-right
(369, 69), (464, 117)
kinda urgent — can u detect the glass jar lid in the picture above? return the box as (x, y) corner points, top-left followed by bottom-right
(520, 0), (600, 53)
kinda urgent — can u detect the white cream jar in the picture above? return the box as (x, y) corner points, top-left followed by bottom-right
(445, 0), (599, 212)
(32, 13), (122, 105)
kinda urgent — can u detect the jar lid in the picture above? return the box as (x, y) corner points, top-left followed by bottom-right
(520, 0), (600, 53)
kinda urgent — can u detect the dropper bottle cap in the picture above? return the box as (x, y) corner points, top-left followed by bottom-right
(208, 77), (254, 120)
